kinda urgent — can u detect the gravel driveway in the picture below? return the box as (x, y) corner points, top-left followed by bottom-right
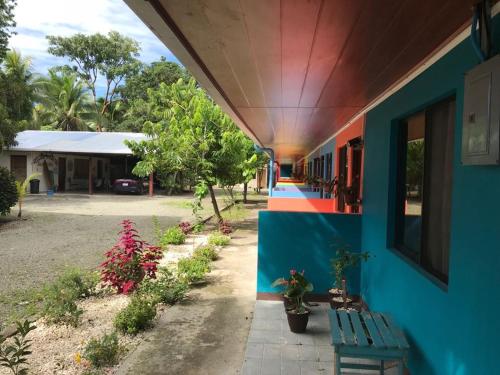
(0, 191), (227, 325)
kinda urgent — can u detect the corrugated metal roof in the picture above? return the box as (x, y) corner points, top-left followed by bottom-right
(9, 130), (149, 155)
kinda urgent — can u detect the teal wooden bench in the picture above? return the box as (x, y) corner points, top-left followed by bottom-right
(329, 310), (409, 374)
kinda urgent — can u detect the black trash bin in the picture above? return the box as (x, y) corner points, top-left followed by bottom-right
(29, 179), (40, 194)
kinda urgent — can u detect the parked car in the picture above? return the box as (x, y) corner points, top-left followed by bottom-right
(113, 178), (148, 194)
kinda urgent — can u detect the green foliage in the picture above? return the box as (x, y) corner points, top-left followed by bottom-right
(208, 233), (230, 247)
(0, 166), (17, 216)
(193, 245), (218, 262)
(177, 257), (211, 284)
(0, 320), (36, 375)
(34, 70), (93, 131)
(114, 295), (156, 335)
(41, 268), (99, 326)
(46, 31), (140, 131)
(0, 0), (16, 63)
(82, 332), (120, 368)
(15, 173), (40, 218)
(406, 139), (425, 195)
(272, 270), (313, 313)
(330, 240), (370, 289)
(0, 50), (35, 150)
(138, 268), (188, 305)
(160, 226), (186, 246)
(126, 78), (254, 220)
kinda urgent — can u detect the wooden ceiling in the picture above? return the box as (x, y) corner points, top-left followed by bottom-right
(127, 0), (475, 161)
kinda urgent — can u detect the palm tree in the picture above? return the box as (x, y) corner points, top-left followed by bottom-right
(35, 70), (93, 131)
(1, 50), (34, 122)
(15, 173), (40, 218)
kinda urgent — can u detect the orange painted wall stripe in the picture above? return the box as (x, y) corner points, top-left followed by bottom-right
(267, 197), (336, 213)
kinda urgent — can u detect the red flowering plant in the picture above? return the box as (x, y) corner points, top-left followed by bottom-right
(219, 220), (233, 235)
(271, 269), (313, 313)
(100, 220), (163, 294)
(178, 221), (192, 235)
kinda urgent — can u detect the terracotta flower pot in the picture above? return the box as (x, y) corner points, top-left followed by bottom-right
(286, 310), (310, 333)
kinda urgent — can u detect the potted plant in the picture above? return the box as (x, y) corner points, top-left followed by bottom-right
(272, 269), (313, 333)
(329, 241), (370, 310)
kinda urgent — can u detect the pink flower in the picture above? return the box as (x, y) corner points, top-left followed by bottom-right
(290, 269), (297, 276)
(122, 280), (136, 294)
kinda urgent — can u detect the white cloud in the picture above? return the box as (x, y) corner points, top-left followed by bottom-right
(9, 0), (178, 75)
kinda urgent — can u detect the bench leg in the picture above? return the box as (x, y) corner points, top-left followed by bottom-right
(380, 360), (384, 375)
(398, 359), (404, 375)
(334, 350), (341, 375)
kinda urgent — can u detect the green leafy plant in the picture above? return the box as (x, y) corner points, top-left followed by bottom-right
(0, 320), (36, 375)
(138, 268), (188, 305)
(57, 268), (100, 298)
(330, 242), (370, 290)
(82, 332), (120, 368)
(191, 222), (205, 233)
(160, 226), (186, 246)
(177, 257), (211, 284)
(208, 232), (230, 247)
(272, 270), (313, 314)
(15, 173), (40, 218)
(114, 295), (156, 335)
(0, 166), (18, 216)
(193, 245), (218, 261)
(42, 282), (83, 327)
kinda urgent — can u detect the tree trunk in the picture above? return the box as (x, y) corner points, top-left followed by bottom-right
(243, 182), (248, 203)
(208, 184), (222, 222)
(17, 200), (22, 218)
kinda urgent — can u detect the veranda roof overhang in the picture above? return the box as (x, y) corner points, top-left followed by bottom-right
(125, 0), (481, 163)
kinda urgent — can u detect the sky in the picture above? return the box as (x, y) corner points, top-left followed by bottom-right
(8, 0), (179, 82)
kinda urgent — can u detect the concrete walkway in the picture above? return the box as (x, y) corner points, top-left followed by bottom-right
(241, 301), (401, 375)
(117, 204), (261, 375)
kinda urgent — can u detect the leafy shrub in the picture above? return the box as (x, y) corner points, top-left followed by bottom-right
(218, 220), (233, 235)
(177, 257), (211, 284)
(208, 232), (230, 247)
(0, 166), (18, 216)
(58, 268), (100, 298)
(42, 281), (83, 327)
(160, 226), (186, 246)
(192, 222), (205, 233)
(193, 245), (218, 261)
(138, 268), (188, 305)
(178, 221), (191, 235)
(101, 220), (163, 294)
(0, 320), (36, 375)
(114, 295), (156, 335)
(83, 332), (120, 368)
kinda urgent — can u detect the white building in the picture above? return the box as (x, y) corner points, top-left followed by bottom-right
(0, 130), (148, 193)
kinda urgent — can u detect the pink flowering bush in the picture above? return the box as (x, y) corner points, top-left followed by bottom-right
(219, 220), (233, 235)
(101, 220), (163, 294)
(178, 221), (192, 235)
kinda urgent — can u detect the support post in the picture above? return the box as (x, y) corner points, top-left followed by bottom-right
(88, 157), (93, 195)
(149, 172), (153, 197)
(253, 145), (275, 197)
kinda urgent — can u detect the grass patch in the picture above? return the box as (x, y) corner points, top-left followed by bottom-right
(208, 232), (231, 247)
(193, 245), (219, 261)
(160, 226), (186, 246)
(177, 257), (211, 284)
(162, 200), (193, 209)
(221, 203), (249, 222)
(138, 268), (188, 305)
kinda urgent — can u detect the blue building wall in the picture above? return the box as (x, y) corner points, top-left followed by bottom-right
(257, 211), (362, 296)
(362, 17), (500, 375)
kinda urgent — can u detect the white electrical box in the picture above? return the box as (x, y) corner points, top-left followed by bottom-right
(462, 54), (500, 165)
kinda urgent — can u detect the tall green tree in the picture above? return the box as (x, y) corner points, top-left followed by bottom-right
(127, 79), (251, 222)
(46, 31), (141, 131)
(0, 50), (34, 150)
(35, 70), (93, 131)
(0, 0), (16, 62)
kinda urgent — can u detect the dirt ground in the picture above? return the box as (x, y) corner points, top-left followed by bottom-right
(0, 190), (230, 326)
(116, 203), (261, 375)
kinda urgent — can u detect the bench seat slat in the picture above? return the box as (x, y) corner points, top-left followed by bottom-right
(329, 310), (344, 345)
(361, 312), (385, 348)
(372, 313), (398, 348)
(348, 310), (369, 347)
(338, 310), (356, 345)
(384, 315), (410, 350)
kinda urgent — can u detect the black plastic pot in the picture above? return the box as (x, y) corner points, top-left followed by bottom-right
(286, 310), (310, 333)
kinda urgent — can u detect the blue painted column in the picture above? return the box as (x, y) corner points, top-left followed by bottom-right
(254, 145), (275, 197)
